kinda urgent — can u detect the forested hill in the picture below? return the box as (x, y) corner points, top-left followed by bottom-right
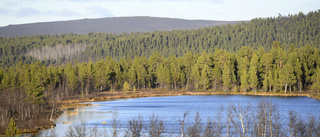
(1, 10), (320, 134)
(0, 10), (319, 68)
(0, 16), (242, 37)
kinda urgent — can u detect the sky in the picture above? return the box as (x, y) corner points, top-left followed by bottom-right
(0, 0), (319, 27)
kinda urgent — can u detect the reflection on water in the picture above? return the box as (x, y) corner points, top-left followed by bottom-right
(36, 95), (320, 136)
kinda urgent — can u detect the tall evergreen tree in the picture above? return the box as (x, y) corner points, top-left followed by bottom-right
(25, 62), (46, 105)
(212, 62), (222, 90)
(183, 51), (194, 90)
(311, 67), (320, 95)
(65, 63), (77, 96)
(5, 117), (20, 137)
(280, 63), (295, 93)
(249, 53), (259, 93)
(222, 62), (231, 92)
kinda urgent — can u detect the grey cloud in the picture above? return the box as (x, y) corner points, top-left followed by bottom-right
(56, 9), (81, 16)
(0, 7), (13, 15)
(16, 7), (40, 17)
(87, 6), (114, 17)
(44, 9), (81, 17)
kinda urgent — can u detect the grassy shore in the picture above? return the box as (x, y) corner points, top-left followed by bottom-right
(60, 89), (320, 104)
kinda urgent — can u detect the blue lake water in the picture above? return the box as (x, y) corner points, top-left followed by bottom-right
(36, 95), (320, 136)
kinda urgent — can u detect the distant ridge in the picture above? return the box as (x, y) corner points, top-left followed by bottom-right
(0, 16), (245, 37)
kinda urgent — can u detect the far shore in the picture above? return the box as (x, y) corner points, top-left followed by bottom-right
(58, 89), (320, 105)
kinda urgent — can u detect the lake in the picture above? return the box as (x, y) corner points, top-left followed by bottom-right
(36, 95), (320, 136)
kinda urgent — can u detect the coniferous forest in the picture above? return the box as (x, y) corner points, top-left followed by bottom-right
(1, 10), (320, 134)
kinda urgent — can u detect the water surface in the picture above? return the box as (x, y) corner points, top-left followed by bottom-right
(37, 95), (320, 136)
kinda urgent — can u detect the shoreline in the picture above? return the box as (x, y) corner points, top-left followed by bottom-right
(75, 90), (320, 103)
(11, 89), (320, 135)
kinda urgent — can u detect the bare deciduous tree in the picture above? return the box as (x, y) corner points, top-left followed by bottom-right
(231, 103), (251, 137)
(226, 104), (233, 137)
(204, 117), (214, 137)
(178, 111), (189, 137)
(74, 120), (89, 137)
(126, 115), (144, 137)
(89, 123), (101, 137)
(110, 111), (121, 137)
(146, 113), (166, 137)
(214, 105), (224, 137)
(26, 44), (88, 61)
(288, 110), (299, 137)
(187, 112), (202, 137)
(65, 125), (77, 137)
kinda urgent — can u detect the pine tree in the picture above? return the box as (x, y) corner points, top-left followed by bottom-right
(183, 51), (194, 90)
(169, 55), (180, 90)
(280, 63), (295, 93)
(191, 63), (200, 90)
(136, 56), (148, 89)
(263, 73), (268, 92)
(65, 63), (77, 96)
(5, 117), (20, 137)
(238, 54), (250, 92)
(312, 67), (320, 95)
(128, 66), (136, 88)
(78, 63), (88, 96)
(25, 62), (46, 105)
(157, 63), (170, 89)
(268, 69), (273, 92)
(94, 60), (106, 91)
(200, 64), (210, 90)
(240, 69), (248, 92)
(295, 58), (303, 92)
(104, 56), (115, 91)
(123, 82), (130, 94)
(249, 53), (259, 93)
(273, 66), (279, 92)
(212, 62), (221, 90)
(222, 62), (231, 92)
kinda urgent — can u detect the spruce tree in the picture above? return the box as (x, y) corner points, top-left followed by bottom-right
(5, 117), (20, 137)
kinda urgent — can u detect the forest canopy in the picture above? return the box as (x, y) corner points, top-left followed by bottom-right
(0, 10), (319, 68)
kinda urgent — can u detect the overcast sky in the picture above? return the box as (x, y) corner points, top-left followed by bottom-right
(0, 0), (319, 27)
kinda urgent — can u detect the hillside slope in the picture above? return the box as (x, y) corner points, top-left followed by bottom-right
(1, 10), (319, 68)
(0, 16), (243, 37)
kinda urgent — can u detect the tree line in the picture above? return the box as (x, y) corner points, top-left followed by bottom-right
(1, 43), (320, 131)
(0, 10), (319, 67)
